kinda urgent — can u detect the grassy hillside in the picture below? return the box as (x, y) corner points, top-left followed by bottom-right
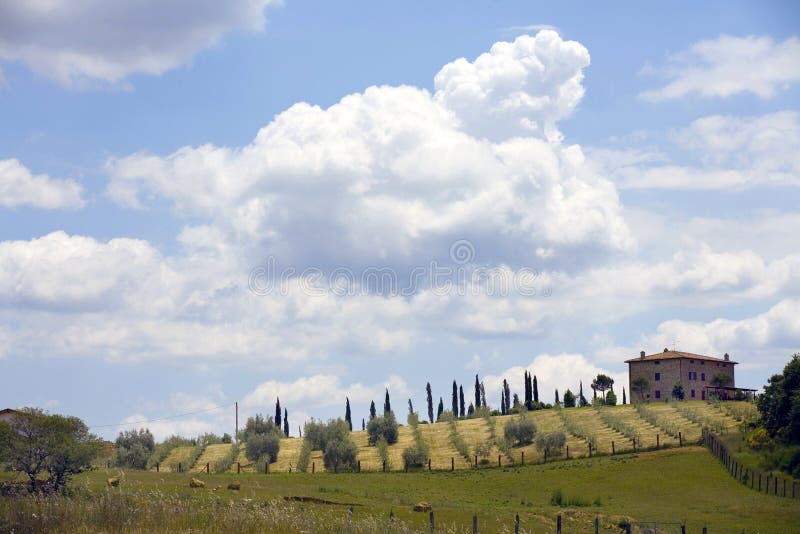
(237, 401), (748, 473)
(5, 445), (797, 533)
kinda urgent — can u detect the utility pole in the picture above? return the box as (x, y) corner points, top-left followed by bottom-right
(235, 402), (239, 443)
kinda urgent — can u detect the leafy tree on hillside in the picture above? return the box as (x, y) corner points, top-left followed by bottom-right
(384, 388), (392, 416)
(592, 374), (615, 402)
(242, 414), (283, 464)
(632, 377), (649, 402)
(303, 419), (358, 472)
(512, 393), (521, 410)
(504, 415), (537, 446)
(452, 380), (458, 416)
(275, 398), (281, 427)
(459, 385), (465, 417)
(345, 397), (352, 431)
(115, 428), (155, 469)
(369, 400), (376, 420)
(367, 411), (399, 445)
(672, 382), (685, 400)
(563, 389), (576, 408)
(758, 353), (800, 444)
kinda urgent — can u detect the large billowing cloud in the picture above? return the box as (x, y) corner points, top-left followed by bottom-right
(107, 32), (630, 268)
(640, 35), (800, 101)
(0, 159), (84, 209)
(0, 0), (279, 88)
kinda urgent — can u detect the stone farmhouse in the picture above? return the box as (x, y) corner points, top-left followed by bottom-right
(0, 408), (19, 423)
(625, 349), (736, 401)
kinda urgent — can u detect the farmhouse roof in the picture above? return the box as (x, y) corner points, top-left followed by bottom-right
(0, 408), (19, 416)
(624, 350), (738, 364)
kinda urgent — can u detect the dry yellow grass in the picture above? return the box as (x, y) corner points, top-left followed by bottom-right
(193, 443), (232, 472)
(160, 446), (196, 473)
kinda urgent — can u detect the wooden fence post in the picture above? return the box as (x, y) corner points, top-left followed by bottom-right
(237, 462), (240, 474)
(475, 455), (478, 468)
(702, 527), (707, 534)
(544, 449), (547, 463)
(588, 443), (592, 458)
(206, 462), (210, 473)
(348, 506), (353, 525)
(178, 462), (182, 473)
(625, 523), (631, 534)
(451, 457), (454, 471)
(498, 454), (501, 467)
(657, 434), (660, 448)
(521, 451), (524, 465)
(679, 431), (683, 446)
(312, 461), (315, 474)
(156, 462), (159, 473)
(429, 510), (434, 533)
(515, 514), (520, 534)
(681, 523), (686, 534)
(429, 458), (432, 471)
(556, 513), (562, 534)
(758, 473), (761, 492)
(612, 441), (615, 455)
(594, 516), (599, 534)
(389, 510), (394, 523)
(566, 445), (569, 459)
(358, 460), (361, 473)
(632, 437), (636, 452)
(383, 460), (386, 472)
(472, 514), (478, 534)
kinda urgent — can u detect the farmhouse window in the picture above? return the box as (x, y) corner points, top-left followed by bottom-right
(701, 373), (705, 381)
(655, 372), (661, 381)
(655, 390), (661, 399)
(691, 389), (695, 398)
(654, 361), (660, 365)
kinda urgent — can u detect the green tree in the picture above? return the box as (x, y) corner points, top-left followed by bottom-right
(437, 397), (444, 421)
(245, 433), (281, 464)
(474, 374), (481, 408)
(533, 375), (539, 403)
(711, 373), (733, 387)
(563, 389), (576, 408)
(459, 385), (465, 418)
(2, 409), (102, 491)
(303, 419), (359, 472)
(554, 389), (560, 405)
(622, 387), (627, 405)
(426, 382), (434, 424)
(369, 400), (376, 420)
(283, 408), (289, 437)
(275, 398), (281, 427)
(345, 397), (352, 431)
(504, 415), (537, 446)
(115, 428), (155, 469)
(452, 380), (458, 416)
(367, 411), (399, 445)
(591, 374), (615, 402)
(672, 382), (685, 400)
(384, 388), (392, 416)
(632, 377), (649, 402)
(757, 353), (800, 444)
(605, 389), (617, 406)
(579, 381), (588, 407)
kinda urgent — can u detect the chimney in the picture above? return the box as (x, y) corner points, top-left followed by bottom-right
(640, 351), (645, 359)
(724, 353), (729, 361)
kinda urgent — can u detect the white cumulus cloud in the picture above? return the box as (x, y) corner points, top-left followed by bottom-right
(0, 159), (84, 208)
(640, 34), (800, 101)
(0, 0), (279, 88)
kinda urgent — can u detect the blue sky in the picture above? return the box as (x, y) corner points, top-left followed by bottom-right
(1, 1), (799, 440)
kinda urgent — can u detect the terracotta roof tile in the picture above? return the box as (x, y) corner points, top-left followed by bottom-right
(624, 350), (737, 364)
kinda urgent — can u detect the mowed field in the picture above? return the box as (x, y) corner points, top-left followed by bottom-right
(217, 401), (745, 473)
(8, 446), (798, 533)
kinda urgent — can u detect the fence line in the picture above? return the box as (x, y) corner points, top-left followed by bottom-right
(702, 428), (798, 499)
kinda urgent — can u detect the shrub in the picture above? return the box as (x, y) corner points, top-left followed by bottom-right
(376, 437), (391, 469)
(115, 429), (155, 469)
(245, 433), (280, 464)
(402, 444), (429, 469)
(503, 416), (537, 446)
(605, 390), (617, 406)
(763, 445), (800, 478)
(367, 412), (399, 446)
(536, 431), (566, 456)
(746, 427), (773, 450)
(322, 436), (359, 472)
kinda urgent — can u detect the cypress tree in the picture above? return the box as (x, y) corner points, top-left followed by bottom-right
(503, 379), (511, 413)
(362, 418), (365, 431)
(426, 382), (434, 424)
(533, 375), (539, 403)
(500, 388), (506, 415)
(452, 380), (458, 416)
(513, 393), (520, 408)
(384, 388), (391, 415)
(622, 387), (627, 405)
(467, 402), (475, 416)
(437, 397), (444, 421)
(345, 397), (352, 431)
(283, 408), (289, 437)
(459, 385), (465, 417)
(275, 398), (282, 427)
(524, 371), (532, 410)
(369, 400), (376, 419)
(480, 381), (486, 408)
(579, 381), (588, 407)
(474, 374), (481, 409)
(408, 398), (414, 415)
(554, 389), (559, 405)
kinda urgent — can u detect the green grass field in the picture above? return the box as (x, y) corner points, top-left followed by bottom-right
(3, 445), (798, 533)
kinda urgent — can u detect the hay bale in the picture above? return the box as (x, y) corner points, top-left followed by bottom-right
(227, 481), (241, 491)
(413, 502), (432, 512)
(106, 477), (120, 487)
(189, 478), (205, 488)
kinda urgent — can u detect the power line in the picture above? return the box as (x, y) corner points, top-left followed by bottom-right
(89, 402), (235, 429)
